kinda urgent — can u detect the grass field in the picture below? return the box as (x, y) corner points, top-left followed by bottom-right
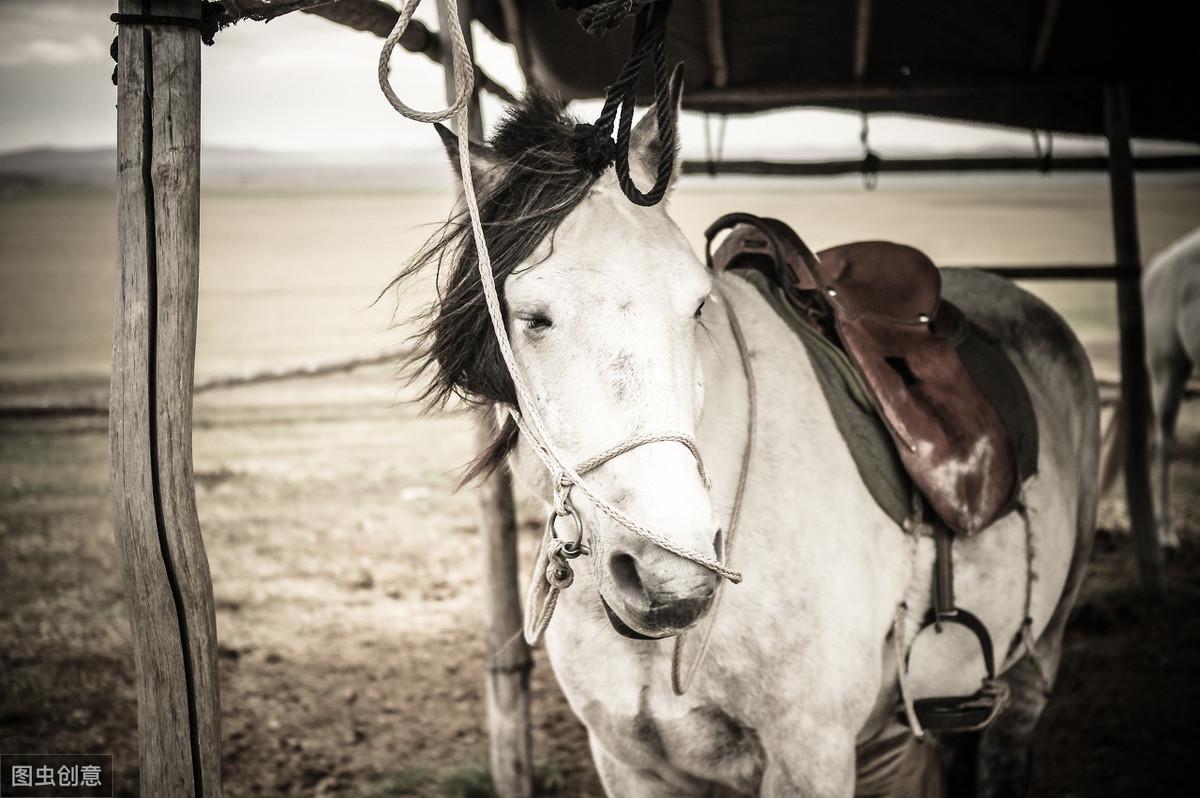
(2, 176), (1199, 796)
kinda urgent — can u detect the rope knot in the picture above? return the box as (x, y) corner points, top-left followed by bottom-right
(552, 474), (575, 515)
(546, 560), (575, 590)
(570, 123), (618, 177)
(545, 539), (583, 589)
(555, 0), (655, 36)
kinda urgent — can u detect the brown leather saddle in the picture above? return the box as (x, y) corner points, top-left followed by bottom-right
(706, 213), (1033, 735)
(708, 213), (1018, 537)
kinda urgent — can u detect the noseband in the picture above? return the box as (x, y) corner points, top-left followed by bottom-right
(524, 430), (713, 644)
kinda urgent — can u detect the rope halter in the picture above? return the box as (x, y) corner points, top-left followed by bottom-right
(377, 0), (740, 647)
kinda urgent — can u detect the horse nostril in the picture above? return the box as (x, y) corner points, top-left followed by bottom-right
(713, 528), (724, 557)
(609, 552), (643, 596)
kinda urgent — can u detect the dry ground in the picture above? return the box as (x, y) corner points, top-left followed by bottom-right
(2, 372), (1199, 797)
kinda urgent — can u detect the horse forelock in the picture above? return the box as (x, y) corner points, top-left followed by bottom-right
(386, 94), (601, 479)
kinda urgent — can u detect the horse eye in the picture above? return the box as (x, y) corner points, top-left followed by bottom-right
(523, 314), (553, 331)
(694, 300), (706, 319)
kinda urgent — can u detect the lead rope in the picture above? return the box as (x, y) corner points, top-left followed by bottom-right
(564, 0), (679, 206)
(670, 290), (756, 694)
(378, 0), (741, 641)
(1015, 497), (1053, 694)
(893, 499), (927, 739)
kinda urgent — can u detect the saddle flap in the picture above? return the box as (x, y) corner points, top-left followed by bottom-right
(838, 312), (1018, 535)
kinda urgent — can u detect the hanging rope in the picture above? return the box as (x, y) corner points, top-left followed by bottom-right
(377, 0), (740, 640)
(110, 1), (233, 45)
(670, 289), (756, 694)
(556, 0), (659, 37)
(702, 113), (728, 177)
(378, 0), (475, 123)
(1031, 129), (1055, 173)
(1013, 498), (1054, 694)
(564, 0), (681, 206)
(860, 111), (881, 191)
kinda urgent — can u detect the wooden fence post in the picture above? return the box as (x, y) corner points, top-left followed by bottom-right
(435, 0), (484, 141)
(1105, 84), (1166, 597)
(112, 1), (223, 795)
(474, 415), (535, 797)
(431, 0), (534, 792)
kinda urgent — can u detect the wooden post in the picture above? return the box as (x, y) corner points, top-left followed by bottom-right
(436, 0), (484, 141)
(1105, 84), (1165, 597)
(475, 415), (534, 798)
(434, 1), (534, 794)
(112, 2), (223, 796)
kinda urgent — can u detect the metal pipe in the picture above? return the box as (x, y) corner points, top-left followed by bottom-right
(680, 154), (1200, 177)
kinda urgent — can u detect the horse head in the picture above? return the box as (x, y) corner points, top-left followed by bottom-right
(397, 92), (723, 639)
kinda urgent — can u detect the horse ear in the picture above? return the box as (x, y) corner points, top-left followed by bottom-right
(629, 64), (685, 189)
(434, 123), (505, 192)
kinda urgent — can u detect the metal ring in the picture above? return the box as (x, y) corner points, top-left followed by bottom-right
(559, 539), (590, 559)
(547, 505), (585, 549)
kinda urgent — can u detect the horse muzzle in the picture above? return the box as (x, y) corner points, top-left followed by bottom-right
(600, 550), (719, 639)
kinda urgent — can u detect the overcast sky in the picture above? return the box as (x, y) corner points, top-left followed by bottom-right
(1, 0), (1192, 160)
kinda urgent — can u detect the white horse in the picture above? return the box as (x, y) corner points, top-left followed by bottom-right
(399, 96), (1098, 796)
(1144, 227), (1200, 549)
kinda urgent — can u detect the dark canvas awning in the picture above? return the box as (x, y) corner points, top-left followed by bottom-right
(476, 0), (1200, 143)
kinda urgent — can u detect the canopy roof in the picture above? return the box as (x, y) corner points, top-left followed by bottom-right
(475, 0), (1200, 143)
(221, 0), (1198, 143)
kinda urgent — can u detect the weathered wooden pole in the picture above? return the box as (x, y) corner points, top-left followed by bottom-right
(1105, 84), (1166, 597)
(474, 415), (535, 797)
(112, 1), (223, 795)
(435, 0), (483, 141)
(433, 1), (534, 794)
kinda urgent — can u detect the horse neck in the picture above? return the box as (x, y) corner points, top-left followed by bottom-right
(698, 272), (883, 532)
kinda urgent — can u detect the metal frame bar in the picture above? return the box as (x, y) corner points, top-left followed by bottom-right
(684, 78), (1098, 109)
(1105, 85), (1165, 597)
(974, 265), (1140, 280)
(853, 0), (873, 80)
(681, 154), (1200, 177)
(1031, 0), (1064, 73)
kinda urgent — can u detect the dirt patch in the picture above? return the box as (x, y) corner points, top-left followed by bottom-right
(2, 370), (1199, 797)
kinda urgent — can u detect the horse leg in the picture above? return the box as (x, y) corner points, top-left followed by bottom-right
(976, 504), (1093, 797)
(588, 733), (719, 798)
(974, 648), (1055, 798)
(1148, 343), (1191, 550)
(942, 732), (981, 797)
(974, 511), (1093, 798)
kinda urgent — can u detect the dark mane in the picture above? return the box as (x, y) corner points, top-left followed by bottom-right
(386, 94), (600, 480)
